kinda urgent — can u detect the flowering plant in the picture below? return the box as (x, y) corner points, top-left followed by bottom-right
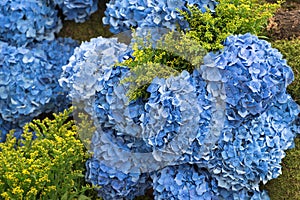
(103, 0), (218, 33)
(0, 38), (78, 141)
(0, 0), (298, 199)
(52, 0), (99, 23)
(182, 0), (280, 51)
(60, 31), (300, 199)
(0, 0), (62, 46)
(202, 33), (294, 125)
(0, 108), (96, 200)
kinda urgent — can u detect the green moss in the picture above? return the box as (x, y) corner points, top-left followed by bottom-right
(263, 136), (300, 200)
(271, 39), (300, 104)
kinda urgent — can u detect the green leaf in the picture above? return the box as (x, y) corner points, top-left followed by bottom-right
(77, 194), (92, 200)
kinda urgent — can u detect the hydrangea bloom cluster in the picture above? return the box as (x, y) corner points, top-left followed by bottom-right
(59, 37), (128, 111)
(86, 157), (151, 199)
(201, 33), (294, 126)
(103, 0), (218, 33)
(61, 33), (300, 200)
(0, 0), (62, 46)
(152, 164), (272, 200)
(151, 164), (219, 199)
(52, 0), (98, 23)
(92, 65), (153, 153)
(142, 72), (201, 150)
(203, 95), (299, 197)
(0, 38), (78, 133)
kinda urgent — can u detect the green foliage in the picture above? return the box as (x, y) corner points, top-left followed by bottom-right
(0, 108), (98, 200)
(182, 0), (281, 51)
(271, 39), (300, 104)
(263, 136), (300, 200)
(120, 31), (206, 100)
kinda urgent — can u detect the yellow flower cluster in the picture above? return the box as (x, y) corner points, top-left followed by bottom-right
(182, 0), (282, 51)
(120, 31), (206, 100)
(0, 108), (94, 199)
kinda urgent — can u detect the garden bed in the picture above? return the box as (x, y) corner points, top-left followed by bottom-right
(1, 0), (300, 199)
(59, 1), (300, 199)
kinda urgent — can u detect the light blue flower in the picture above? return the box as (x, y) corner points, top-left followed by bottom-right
(59, 36), (128, 107)
(142, 71), (200, 151)
(52, 0), (98, 23)
(60, 36), (153, 156)
(92, 65), (153, 153)
(0, 0), (62, 46)
(151, 164), (219, 200)
(85, 157), (151, 200)
(103, 0), (218, 33)
(0, 38), (78, 126)
(59, 33), (300, 199)
(201, 33), (294, 124)
(205, 94), (299, 194)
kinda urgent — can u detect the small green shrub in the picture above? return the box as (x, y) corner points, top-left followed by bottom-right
(121, 31), (206, 100)
(182, 0), (281, 51)
(0, 108), (97, 200)
(271, 39), (300, 104)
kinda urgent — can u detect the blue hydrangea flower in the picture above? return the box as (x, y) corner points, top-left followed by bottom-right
(52, 0), (98, 23)
(0, 0), (62, 46)
(91, 70), (213, 175)
(141, 71), (200, 150)
(217, 187), (270, 200)
(92, 65), (152, 153)
(200, 33), (294, 125)
(86, 157), (152, 200)
(205, 94), (299, 193)
(0, 38), (78, 126)
(103, 0), (218, 33)
(61, 33), (300, 199)
(90, 70), (200, 175)
(151, 164), (219, 200)
(152, 164), (271, 200)
(59, 36), (128, 109)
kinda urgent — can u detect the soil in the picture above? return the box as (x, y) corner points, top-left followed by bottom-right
(267, 0), (300, 40)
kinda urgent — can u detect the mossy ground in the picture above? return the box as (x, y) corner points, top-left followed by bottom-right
(58, 0), (112, 42)
(58, 1), (300, 199)
(262, 137), (300, 200)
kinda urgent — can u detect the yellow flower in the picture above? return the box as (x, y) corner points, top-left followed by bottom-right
(0, 108), (93, 198)
(12, 186), (24, 194)
(24, 178), (31, 184)
(28, 187), (38, 194)
(1, 192), (10, 200)
(22, 169), (30, 175)
(5, 172), (16, 182)
(45, 185), (56, 192)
